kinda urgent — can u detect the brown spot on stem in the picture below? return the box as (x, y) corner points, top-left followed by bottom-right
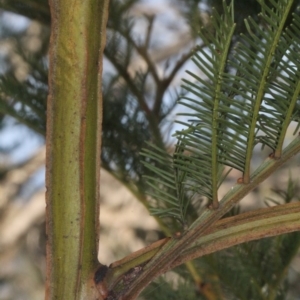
(237, 177), (244, 184)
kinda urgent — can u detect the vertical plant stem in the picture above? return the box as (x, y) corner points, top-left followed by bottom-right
(46, 0), (109, 299)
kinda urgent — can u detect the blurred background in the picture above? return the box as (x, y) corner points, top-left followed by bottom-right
(0, 1), (300, 299)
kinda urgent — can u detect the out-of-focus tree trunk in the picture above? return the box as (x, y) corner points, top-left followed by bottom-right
(45, 1), (109, 299)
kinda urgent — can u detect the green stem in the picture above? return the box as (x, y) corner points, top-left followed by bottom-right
(45, 0), (109, 299)
(104, 169), (209, 296)
(211, 12), (236, 208)
(172, 202), (300, 269)
(121, 136), (300, 299)
(104, 201), (300, 298)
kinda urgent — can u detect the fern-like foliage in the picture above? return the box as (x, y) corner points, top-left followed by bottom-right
(176, 1), (236, 209)
(258, 12), (300, 155)
(265, 174), (300, 206)
(0, 68), (48, 135)
(101, 73), (151, 186)
(229, 0), (300, 170)
(0, 29), (48, 135)
(142, 0), (300, 226)
(141, 143), (191, 227)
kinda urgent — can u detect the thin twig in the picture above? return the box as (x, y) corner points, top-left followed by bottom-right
(108, 24), (161, 85)
(152, 47), (197, 116)
(0, 0), (50, 24)
(104, 48), (152, 116)
(135, 45), (160, 85)
(144, 14), (155, 49)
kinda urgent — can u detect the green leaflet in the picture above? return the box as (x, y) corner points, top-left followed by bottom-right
(142, 0), (300, 226)
(141, 142), (191, 227)
(142, 1), (235, 225)
(259, 12), (300, 157)
(175, 1), (236, 211)
(230, 0), (298, 180)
